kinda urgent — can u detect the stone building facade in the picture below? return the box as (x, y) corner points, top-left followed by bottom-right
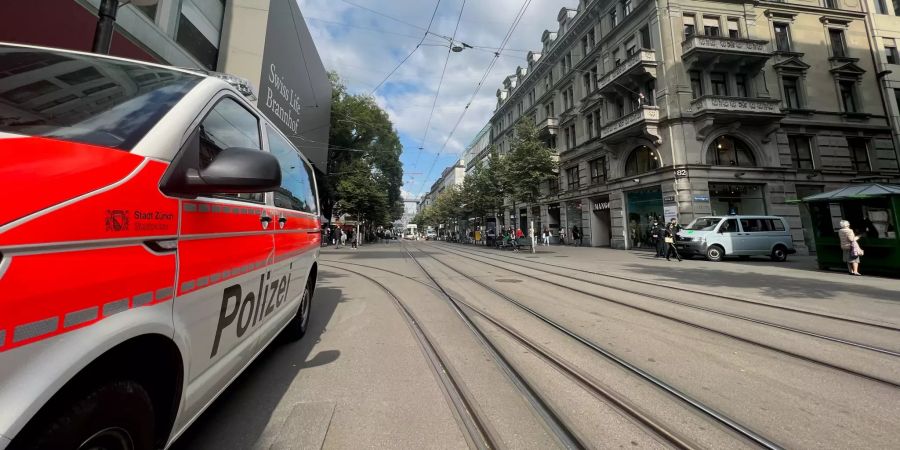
(487, 0), (900, 253)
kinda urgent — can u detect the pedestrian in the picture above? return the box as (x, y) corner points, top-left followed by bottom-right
(572, 225), (581, 247)
(664, 222), (682, 261)
(528, 226), (536, 253)
(542, 227), (551, 246)
(838, 220), (863, 276)
(668, 218), (681, 234)
(340, 229), (347, 248)
(559, 227), (566, 246)
(651, 220), (666, 258)
(351, 230), (358, 249)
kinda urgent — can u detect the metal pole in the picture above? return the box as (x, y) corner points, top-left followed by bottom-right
(91, 0), (119, 54)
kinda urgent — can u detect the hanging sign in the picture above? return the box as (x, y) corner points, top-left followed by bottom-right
(592, 202), (610, 211)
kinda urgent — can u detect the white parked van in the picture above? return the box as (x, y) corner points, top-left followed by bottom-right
(678, 216), (796, 262)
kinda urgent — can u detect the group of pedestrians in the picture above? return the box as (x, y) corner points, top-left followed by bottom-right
(650, 218), (683, 261)
(322, 226), (358, 249)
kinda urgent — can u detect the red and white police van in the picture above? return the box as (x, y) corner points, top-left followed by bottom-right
(0, 43), (321, 449)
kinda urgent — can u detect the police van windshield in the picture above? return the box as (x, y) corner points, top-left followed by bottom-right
(0, 45), (201, 150)
(687, 217), (722, 231)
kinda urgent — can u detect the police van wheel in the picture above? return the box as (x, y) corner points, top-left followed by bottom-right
(284, 284), (312, 341)
(705, 245), (724, 262)
(771, 245), (788, 262)
(17, 380), (155, 450)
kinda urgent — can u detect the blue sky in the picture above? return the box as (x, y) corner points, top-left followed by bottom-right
(301, 0), (567, 199)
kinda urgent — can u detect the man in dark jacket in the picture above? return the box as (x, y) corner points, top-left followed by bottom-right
(651, 220), (665, 257)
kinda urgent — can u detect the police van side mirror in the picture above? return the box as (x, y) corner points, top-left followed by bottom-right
(184, 147), (281, 194)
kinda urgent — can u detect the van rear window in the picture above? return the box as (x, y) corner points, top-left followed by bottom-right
(0, 45), (201, 149)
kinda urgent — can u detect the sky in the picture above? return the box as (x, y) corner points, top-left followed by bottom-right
(300, 0), (571, 200)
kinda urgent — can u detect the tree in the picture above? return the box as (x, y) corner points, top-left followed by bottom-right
(504, 119), (558, 206)
(322, 73), (403, 226)
(461, 148), (505, 220)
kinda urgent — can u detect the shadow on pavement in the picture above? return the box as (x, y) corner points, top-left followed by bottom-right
(170, 281), (345, 450)
(624, 263), (899, 302)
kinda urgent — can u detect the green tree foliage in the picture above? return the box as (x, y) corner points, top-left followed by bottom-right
(323, 73), (403, 226)
(461, 148), (505, 219)
(504, 119), (558, 205)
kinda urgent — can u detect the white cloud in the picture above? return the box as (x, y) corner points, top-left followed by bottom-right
(302, 0), (574, 179)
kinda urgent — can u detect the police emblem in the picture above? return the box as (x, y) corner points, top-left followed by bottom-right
(105, 209), (130, 231)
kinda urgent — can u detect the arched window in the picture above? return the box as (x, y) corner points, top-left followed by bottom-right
(707, 135), (757, 167)
(624, 145), (661, 176)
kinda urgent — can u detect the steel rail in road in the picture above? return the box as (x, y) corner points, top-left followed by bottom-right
(427, 243), (900, 388)
(408, 246), (783, 450)
(438, 242), (900, 333)
(397, 245), (586, 450)
(320, 263), (499, 450)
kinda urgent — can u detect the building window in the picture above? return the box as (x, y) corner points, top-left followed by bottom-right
(707, 135), (757, 167)
(612, 48), (622, 67)
(847, 138), (871, 171)
(788, 135), (814, 169)
(590, 67), (598, 91)
(703, 16), (721, 36)
(545, 102), (555, 118)
(824, 0), (838, 8)
(625, 146), (662, 176)
(894, 88), (900, 113)
(623, 0), (633, 16)
(626, 38), (637, 56)
(727, 18), (741, 38)
(610, 8), (618, 28)
(590, 157), (607, 184)
(829, 29), (847, 58)
(783, 76), (801, 109)
(876, 0), (889, 14)
(585, 116), (594, 139)
(640, 26), (652, 49)
(176, 2), (225, 70)
(588, 29), (596, 48)
(886, 38), (899, 64)
(642, 79), (656, 105)
(566, 166), (580, 190)
(581, 36), (590, 57)
(569, 125), (577, 148)
(774, 23), (792, 52)
(690, 71), (703, 98)
(735, 75), (748, 97)
(895, 0), (900, 15)
(839, 80), (858, 113)
(711, 72), (728, 96)
(684, 15), (696, 39)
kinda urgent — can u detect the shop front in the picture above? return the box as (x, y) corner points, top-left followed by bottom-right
(709, 183), (766, 216)
(625, 186), (663, 249)
(589, 196), (612, 247)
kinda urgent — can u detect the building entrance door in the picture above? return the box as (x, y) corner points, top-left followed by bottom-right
(590, 197), (611, 247)
(796, 185), (824, 255)
(626, 186), (663, 249)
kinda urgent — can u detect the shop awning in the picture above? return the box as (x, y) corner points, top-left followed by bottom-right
(802, 183), (900, 201)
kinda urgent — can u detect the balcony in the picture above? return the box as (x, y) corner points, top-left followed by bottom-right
(690, 95), (784, 140)
(681, 36), (772, 70)
(597, 49), (658, 96)
(537, 117), (559, 136)
(600, 106), (661, 144)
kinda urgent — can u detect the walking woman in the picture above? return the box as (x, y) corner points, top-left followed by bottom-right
(664, 222), (682, 261)
(838, 220), (863, 275)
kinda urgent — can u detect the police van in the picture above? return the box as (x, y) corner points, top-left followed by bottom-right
(0, 43), (321, 449)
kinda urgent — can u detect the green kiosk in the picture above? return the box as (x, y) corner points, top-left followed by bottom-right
(803, 184), (900, 276)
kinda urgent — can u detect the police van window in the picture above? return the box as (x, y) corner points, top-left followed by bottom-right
(720, 218), (738, 233)
(267, 125), (318, 214)
(0, 45), (201, 150)
(198, 97), (263, 202)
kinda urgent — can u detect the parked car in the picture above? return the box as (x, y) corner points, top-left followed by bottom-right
(678, 215), (796, 262)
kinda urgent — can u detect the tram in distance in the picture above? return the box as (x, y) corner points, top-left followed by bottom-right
(0, 43), (322, 450)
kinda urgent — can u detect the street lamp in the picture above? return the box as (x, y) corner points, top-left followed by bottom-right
(92, 0), (158, 54)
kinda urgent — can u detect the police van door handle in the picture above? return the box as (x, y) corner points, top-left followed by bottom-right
(260, 215), (272, 223)
(278, 217), (287, 225)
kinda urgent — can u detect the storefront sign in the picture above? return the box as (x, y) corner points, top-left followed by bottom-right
(693, 195), (710, 202)
(592, 202), (610, 211)
(664, 205), (678, 223)
(663, 195), (676, 203)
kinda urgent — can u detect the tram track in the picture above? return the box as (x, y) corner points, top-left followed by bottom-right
(402, 245), (776, 450)
(424, 243), (900, 384)
(433, 242), (900, 333)
(320, 263), (500, 450)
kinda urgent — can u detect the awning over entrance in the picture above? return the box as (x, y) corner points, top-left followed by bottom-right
(803, 184), (900, 201)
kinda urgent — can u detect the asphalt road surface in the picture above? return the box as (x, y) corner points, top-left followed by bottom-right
(172, 241), (900, 449)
